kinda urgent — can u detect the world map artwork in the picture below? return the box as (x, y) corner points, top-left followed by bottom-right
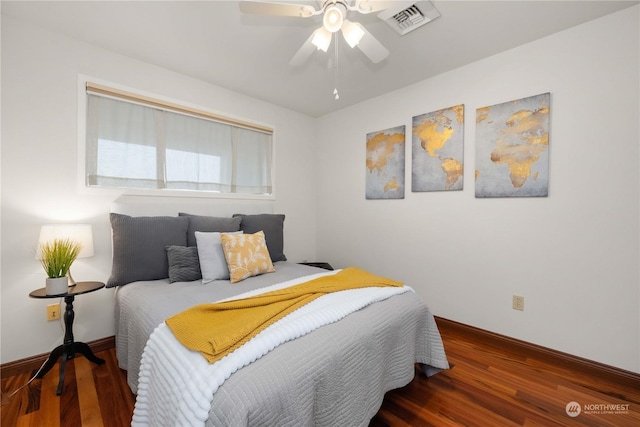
(475, 93), (550, 198)
(365, 125), (405, 199)
(412, 105), (464, 192)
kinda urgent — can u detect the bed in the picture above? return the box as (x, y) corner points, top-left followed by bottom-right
(110, 211), (449, 426)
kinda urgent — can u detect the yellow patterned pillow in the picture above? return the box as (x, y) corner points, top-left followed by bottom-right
(220, 231), (275, 283)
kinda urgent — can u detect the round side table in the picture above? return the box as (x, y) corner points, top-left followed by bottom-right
(29, 281), (106, 395)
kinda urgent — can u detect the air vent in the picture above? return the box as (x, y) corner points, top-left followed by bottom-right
(378, 1), (440, 35)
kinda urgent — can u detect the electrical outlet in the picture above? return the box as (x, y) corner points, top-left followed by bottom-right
(512, 295), (524, 311)
(47, 303), (61, 321)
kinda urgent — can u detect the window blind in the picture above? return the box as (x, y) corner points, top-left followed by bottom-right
(86, 82), (273, 134)
(85, 82), (273, 195)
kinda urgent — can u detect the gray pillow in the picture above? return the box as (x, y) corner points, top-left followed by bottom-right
(233, 214), (286, 262)
(178, 213), (242, 246)
(166, 246), (202, 283)
(195, 231), (242, 283)
(107, 213), (190, 287)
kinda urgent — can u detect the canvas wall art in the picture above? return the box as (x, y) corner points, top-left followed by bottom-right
(412, 104), (464, 192)
(475, 93), (550, 198)
(366, 125), (405, 199)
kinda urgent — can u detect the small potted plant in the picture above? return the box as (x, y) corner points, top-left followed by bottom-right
(39, 238), (82, 295)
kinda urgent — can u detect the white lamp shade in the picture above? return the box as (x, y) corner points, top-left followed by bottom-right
(36, 224), (94, 259)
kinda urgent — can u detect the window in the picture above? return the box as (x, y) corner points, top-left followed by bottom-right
(84, 82), (273, 197)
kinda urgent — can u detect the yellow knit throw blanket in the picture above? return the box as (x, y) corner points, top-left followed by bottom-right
(165, 267), (403, 363)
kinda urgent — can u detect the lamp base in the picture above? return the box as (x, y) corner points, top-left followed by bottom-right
(68, 270), (77, 287)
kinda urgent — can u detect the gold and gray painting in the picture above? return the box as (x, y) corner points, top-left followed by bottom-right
(475, 93), (550, 197)
(412, 104), (464, 192)
(365, 126), (405, 199)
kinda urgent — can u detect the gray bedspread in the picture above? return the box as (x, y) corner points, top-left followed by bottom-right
(115, 262), (449, 426)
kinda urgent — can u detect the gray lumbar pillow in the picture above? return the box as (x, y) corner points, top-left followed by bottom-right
(166, 245), (202, 283)
(107, 213), (190, 287)
(178, 213), (242, 247)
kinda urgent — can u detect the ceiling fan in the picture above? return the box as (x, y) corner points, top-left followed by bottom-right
(239, 0), (396, 66)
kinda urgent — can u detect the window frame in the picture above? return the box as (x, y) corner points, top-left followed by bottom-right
(76, 76), (276, 200)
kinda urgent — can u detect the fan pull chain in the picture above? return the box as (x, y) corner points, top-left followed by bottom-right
(333, 37), (340, 100)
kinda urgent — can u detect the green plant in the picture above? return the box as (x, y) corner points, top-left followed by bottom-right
(39, 238), (82, 279)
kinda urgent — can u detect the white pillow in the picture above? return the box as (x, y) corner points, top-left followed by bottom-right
(195, 231), (243, 283)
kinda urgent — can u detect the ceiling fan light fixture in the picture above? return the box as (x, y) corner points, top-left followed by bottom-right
(311, 27), (332, 52)
(341, 20), (365, 48)
(240, 0), (390, 67)
(323, 3), (346, 33)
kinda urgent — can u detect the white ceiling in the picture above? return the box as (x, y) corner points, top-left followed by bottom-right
(2, 1), (637, 117)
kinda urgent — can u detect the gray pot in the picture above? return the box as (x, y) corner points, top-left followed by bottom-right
(46, 277), (69, 295)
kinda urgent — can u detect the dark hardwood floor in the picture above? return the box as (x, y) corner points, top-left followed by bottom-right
(372, 319), (640, 426)
(1, 348), (134, 427)
(2, 319), (639, 426)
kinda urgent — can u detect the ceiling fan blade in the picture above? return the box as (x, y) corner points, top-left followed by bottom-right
(354, 0), (403, 14)
(289, 31), (318, 67)
(353, 22), (389, 63)
(239, 1), (318, 17)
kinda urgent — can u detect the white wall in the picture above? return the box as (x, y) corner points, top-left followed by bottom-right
(316, 6), (640, 373)
(0, 15), (318, 363)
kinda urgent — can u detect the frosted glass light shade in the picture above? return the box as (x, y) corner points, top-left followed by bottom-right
(36, 224), (94, 259)
(341, 20), (365, 47)
(311, 27), (332, 52)
(323, 3), (345, 33)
